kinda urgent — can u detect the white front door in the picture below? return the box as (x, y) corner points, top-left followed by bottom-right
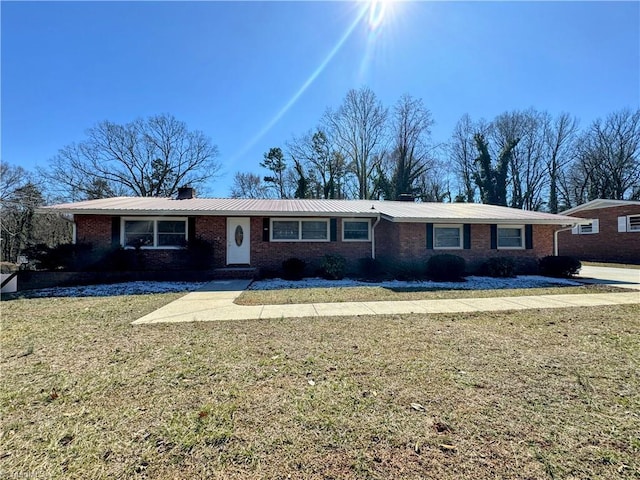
(226, 217), (251, 265)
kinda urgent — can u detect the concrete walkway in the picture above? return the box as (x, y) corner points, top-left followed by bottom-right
(132, 277), (639, 325)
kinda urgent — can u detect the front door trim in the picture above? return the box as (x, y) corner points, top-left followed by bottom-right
(226, 217), (251, 265)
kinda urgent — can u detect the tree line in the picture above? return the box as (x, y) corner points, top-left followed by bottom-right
(1, 95), (638, 263)
(232, 87), (640, 213)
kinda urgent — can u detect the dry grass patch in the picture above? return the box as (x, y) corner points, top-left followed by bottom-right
(235, 283), (624, 306)
(1, 294), (638, 479)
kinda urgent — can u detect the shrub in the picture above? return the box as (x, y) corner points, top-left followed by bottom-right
(258, 267), (279, 280)
(391, 262), (425, 281)
(187, 237), (214, 270)
(21, 243), (93, 271)
(483, 257), (516, 278)
(282, 257), (306, 281)
(319, 254), (347, 280)
(426, 254), (466, 282)
(539, 256), (581, 278)
(357, 258), (384, 280)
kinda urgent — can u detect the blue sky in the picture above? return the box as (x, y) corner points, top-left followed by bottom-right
(2, 1), (639, 197)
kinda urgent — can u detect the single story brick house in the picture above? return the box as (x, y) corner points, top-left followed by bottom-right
(558, 199), (640, 264)
(43, 189), (585, 274)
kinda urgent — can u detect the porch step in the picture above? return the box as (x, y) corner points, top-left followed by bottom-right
(211, 267), (258, 280)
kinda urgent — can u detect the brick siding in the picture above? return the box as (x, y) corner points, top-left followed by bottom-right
(376, 221), (555, 273)
(74, 214), (560, 274)
(250, 217), (371, 272)
(558, 205), (640, 264)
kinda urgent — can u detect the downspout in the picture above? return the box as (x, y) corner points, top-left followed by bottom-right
(554, 224), (577, 256)
(371, 214), (381, 259)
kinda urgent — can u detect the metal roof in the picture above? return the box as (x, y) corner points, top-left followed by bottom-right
(42, 197), (582, 225)
(561, 199), (640, 215)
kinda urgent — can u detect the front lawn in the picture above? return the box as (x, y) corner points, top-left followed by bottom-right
(1, 294), (638, 479)
(236, 281), (624, 306)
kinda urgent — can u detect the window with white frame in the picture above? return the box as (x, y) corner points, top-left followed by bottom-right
(434, 225), (462, 249)
(628, 215), (640, 232)
(572, 219), (599, 235)
(497, 226), (524, 249)
(122, 217), (187, 248)
(271, 218), (329, 241)
(343, 220), (370, 241)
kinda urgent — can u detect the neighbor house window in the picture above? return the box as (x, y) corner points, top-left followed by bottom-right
(497, 226), (524, 249)
(434, 225), (462, 249)
(122, 217), (187, 248)
(343, 220), (371, 241)
(572, 219), (599, 235)
(270, 218), (329, 241)
(628, 215), (640, 232)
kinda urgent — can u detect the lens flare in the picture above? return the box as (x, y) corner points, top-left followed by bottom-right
(368, 0), (387, 31)
(228, 5), (370, 166)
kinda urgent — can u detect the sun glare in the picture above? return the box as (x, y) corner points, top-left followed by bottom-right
(229, 0), (402, 167)
(368, 0), (388, 30)
(367, 0), (399, 31)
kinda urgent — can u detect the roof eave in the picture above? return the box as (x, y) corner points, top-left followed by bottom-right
(39, 207), (381, 218)
(384, 217), (583, 225)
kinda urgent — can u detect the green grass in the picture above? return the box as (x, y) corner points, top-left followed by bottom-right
(235, 283), (625, 306)
(1, 293), (639, 479)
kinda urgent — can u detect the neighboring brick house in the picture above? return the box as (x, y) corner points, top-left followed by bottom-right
(43, 190), (584, 275)
(558, 199), (640, 264)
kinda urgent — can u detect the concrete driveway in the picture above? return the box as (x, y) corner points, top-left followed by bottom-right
(578, 265), (640, 290)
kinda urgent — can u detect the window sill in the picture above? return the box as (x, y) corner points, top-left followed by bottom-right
(270, 239), (330, 243)
(123, 246), (186, 250)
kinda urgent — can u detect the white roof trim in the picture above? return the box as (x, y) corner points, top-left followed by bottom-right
(562, 199), (640, 215)
(40, 197), (583, 225)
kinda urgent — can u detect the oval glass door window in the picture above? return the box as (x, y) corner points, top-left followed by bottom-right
(234, 225), (244, 246)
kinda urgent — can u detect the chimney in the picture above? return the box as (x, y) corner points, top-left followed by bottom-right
(177, 187), (195, 200)
(398, 193), (415, 202)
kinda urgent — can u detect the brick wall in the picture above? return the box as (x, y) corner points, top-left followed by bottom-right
(74, 214), (223, 270)
(74, 214), (561, 274)
(558, 205), (640, 263)
(375, 221), (555, 273)
(250, 217), (371, 273)
(75, 215), (112, 249)
(194, 216), (226, 268)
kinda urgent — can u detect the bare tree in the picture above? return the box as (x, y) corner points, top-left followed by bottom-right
(323, 87), (388, 199)
(474, 133), (518, 206)
(43, 114), (220, 200)
(578, 109), (640, 201)
(1, 162), (71, 262)
(544, 113), (579, 212)
(388, 94), (436, 200)
(230, 172), (270, 199)
(492, 109), (547, 210)
(288, 130), (346, 199)
(449, 114), (493, 202)
(415, 154), (451, 202)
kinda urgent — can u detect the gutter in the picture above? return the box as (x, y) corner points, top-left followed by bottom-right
(554, 216), (595, 256)
(371, 213), (381, 259)
(553, 224), (578, 256)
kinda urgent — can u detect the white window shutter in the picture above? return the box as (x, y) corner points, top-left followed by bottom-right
(618, 216), (627, 232)
(592, 219), (599, 234)
(571, 225), (579, 234)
